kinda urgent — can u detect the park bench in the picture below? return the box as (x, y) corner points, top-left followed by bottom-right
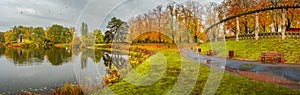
(207, 50), (216, 56)
(260, 52), (285, 64)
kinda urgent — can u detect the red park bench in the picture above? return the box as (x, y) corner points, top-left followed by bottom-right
(260, 52), (285, 64)
(207, 50), (216, 56)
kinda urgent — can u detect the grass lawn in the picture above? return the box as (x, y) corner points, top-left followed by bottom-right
(199, 38), (300, 64)
(92, 46), (300, 94)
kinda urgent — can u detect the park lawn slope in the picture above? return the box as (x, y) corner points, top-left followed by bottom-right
(199, 38), (300, 64)
(93, 49), (300, 94)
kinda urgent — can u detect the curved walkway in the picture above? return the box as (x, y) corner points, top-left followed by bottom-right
(181, 49), (300, 89)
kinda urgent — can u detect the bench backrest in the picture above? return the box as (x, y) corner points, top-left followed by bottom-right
(261, 52), (284, 57)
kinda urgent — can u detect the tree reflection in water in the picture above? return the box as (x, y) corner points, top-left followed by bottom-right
(2, 47), (72, 66)
(46, 47), (72, 66)
(0, 46), (5, 57)
(102, 52), (127, 71)
(101, 51), (128, 85)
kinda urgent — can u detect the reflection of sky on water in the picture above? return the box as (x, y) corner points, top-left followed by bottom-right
(0, 56), (76, 94)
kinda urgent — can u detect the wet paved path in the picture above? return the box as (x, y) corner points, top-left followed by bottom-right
(181, 49), (300, 89)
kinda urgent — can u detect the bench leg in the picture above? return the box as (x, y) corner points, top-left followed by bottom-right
(262, 57), (265, 62)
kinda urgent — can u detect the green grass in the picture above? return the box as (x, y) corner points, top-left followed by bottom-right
(92, 49), (300, 94)
(199, 38), (300, 64)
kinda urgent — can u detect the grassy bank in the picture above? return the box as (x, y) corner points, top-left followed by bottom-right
(54, 43), (70, 48)
(6, 42), (39, 48)
(199, 38), (300, 64)
(92, 47), (300, 94)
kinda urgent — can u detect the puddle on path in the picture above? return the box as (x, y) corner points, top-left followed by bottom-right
(225, 67), (300, 89)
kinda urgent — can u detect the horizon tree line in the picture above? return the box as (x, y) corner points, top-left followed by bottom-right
(2, 25), (74, 46)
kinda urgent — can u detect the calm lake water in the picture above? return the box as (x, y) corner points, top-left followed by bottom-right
(0, 46), (128, 94)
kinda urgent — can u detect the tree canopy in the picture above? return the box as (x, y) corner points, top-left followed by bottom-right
(104, 17), (129, 43)
(94, 29), (104, 44)
(0, 32), (5, 43)
(45, 24), (73, 43)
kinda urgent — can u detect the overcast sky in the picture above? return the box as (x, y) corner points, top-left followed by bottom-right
(0, 0), (222, 34)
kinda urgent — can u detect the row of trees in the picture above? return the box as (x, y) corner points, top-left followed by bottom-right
(127, 1), (208, 44)
(126, 0), (300, 42)
(213, 0), (300, 40)
(79, 17), (128, 47)
(77, 22), (105, 48)
(1, 17), (127, 48)
(2, 25), (74, 45)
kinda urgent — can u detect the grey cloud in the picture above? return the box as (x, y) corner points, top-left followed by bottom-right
(0, 0), (88, 31)
(0, 0), (222, 33)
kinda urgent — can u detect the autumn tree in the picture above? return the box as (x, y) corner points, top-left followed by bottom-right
(127, 1), (207, 44)
(31, 27), (45, 45)
(80, 22), (92, 47)
(4, 30), (16, 43)
(204, 2), (219, 41)
(0, 32), (5, 43)
(166, 3), (178, 44)
(45, 24), (73, 43)
(4, 26), (32, 43)
(104, 30), (113, 44)
(81, 22), (88, 37)
(94, 29), (104, 44)
(153, 5), (164, 43)
(105, 17), (128, 43)
(185, 1), (203, 43)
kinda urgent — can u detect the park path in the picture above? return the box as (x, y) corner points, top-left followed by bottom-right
(181, 49), (300, 89)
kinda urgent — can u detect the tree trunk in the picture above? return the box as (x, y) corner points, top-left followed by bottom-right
(255, 12), (259, 40)
(215, 25), (219, 42)
(282, 9), (286, 40)
(194, 36), (197, 43)
(263, 25), (266, 33)
(172, 36), (175, 44)
(236, 17), (240, 41)
(187, 34), (190, 43)
(244, 16), (248, 34)
(271, 10), (279, 32)
(287, 18), (291, 30)
(179, 35), (182, 43)
(194, 20), (198, 43)
(223, 23), (226, 41)
(172, 32), (175, 44)
(158, 35), (161, 43)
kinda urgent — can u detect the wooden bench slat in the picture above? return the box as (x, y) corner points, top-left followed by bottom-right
(260, 52), (285, 64)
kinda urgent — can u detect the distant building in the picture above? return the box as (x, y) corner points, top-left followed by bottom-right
(18, 33), (24, 43)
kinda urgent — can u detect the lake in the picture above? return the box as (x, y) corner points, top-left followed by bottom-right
(0, 46), (128, 94)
